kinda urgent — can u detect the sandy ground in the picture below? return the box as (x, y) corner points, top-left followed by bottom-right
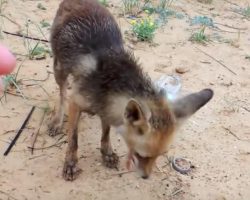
(0, 0), (250, 199)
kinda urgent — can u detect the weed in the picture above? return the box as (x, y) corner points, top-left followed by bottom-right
(29, 43), (50, 59)
(190, 26), (209, 44)
(197, 0), (213, 4)
(191, 16), (214, 27)
(0, 0), (7, 14)
(37, 3), (46, 10)
(143, 0), (183, 26)
(40, 20), (50, 28)
(122, 0), (141, 15)
(242, 6), (250, 17)
(131, 16), (158, 41)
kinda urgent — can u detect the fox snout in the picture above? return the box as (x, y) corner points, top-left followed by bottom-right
(127, 152), (156, 179)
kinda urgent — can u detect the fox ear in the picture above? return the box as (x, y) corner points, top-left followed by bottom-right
(124, 99), (146, 126)
(171, 89), (214, 121)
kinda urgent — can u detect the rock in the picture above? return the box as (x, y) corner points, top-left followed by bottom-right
(175, 67), (189, 74)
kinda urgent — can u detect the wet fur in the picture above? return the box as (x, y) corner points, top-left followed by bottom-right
(49, 0), (213, 180)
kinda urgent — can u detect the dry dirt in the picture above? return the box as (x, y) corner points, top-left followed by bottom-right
(0, 0), (250, 199)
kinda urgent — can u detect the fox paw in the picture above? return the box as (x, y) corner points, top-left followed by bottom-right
(102, 152), (119, 169)
(47, 119), (62, 137)
(63, 161), (82, 181)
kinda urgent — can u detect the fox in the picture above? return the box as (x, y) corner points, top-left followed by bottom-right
(48, 0), (214, 181)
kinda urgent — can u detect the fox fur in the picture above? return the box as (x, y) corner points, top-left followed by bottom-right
(48, 0), (214, 180)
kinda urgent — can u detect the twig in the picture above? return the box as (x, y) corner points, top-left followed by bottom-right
(230, 10), (250, 21)
(156, 164), (163, 173)
(28, 154), (46, 160)
(2, 30), (49, 43)
(112, 170), (134, 176)
(0, 115), (10, 118)
(3, 129), (15, 134)
(195, 47), (237, 75)
(0, 14), (21, 29)
(214, 22), (247, 30)
(3, 106), (35, 156)
(20, 71), (50, 82)
(223, 0), (240, 7)
(213, 26), (243, 34)
(0, 190), (18, 200)
(27, 140), (67, 151)
(223, 127), (250, 141)
(29, 110), (46, 154)
(241, 106), (250, 112)
(171, 187), (183, 197)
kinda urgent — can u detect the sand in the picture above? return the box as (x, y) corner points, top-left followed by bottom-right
(0, 0), (250, 199)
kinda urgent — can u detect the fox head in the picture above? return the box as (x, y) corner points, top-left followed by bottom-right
(119, 88), (214, 179)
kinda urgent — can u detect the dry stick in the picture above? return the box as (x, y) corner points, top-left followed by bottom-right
(230, 10), (250, 21)
(195, 47), (237, 75)
(112, 170), (134, 176)
(223, 0), (240, 7)
(241, 106), (250, 112)
(0, 190), (18, 200)
(171, 187), (183, 197)
(213, 26), (242, 34)
(29, 110), (46, 154)
(214, 22), (247, 30)
(0, 14), (21, 29)
(223, 127), (250, 142)
(3, 106), (35, 156)
(2, 30), (49, 43)
(27, 141), (67, 151)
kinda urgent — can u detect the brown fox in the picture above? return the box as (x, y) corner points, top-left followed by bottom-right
(49, 0), (213, 181)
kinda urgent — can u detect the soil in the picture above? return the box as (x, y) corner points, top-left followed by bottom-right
(0, 0), (250, 199)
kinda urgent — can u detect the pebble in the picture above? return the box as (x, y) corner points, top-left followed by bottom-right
(175, 67), (190, 74)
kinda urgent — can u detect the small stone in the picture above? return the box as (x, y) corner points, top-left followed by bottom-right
(175, 67), (189, 74)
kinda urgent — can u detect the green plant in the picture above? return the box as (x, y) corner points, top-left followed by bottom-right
(242, 6), (250, 17)
(131, 16), (158, 41)
(142, 0), (183, 26)
(197, 0), (213, 4)
(191, 16), (214, 27)
(37, 3), (46, 10)
(40, 20), (50, 28)
(190, 26), (209, 44)
(122, 0), (141, 15)
(29, 43), (50, 60)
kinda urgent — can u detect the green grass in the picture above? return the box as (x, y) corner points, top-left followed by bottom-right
(40, 20), (50, 28)
(37, 3), (46, 10)
(122, 0), (141, 15)
(142, 0), (183, 26)
(197, 0), (213, 4)
(190, 26), (209, 44)
(28, 43), (50, 60)
(242, 6), (250, 17)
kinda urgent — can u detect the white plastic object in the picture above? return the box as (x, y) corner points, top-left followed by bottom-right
(154, 75), (181, 101)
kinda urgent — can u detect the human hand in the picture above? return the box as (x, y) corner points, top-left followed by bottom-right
(0, 44), (16, 94)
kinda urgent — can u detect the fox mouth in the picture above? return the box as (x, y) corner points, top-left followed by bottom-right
(126, 152), (136, 170)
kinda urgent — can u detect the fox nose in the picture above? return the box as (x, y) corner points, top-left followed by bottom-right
(141, 175), (149, 179)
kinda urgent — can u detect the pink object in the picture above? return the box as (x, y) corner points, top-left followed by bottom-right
(0, 44), (16, 75)
(0, 76), (4, 94)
